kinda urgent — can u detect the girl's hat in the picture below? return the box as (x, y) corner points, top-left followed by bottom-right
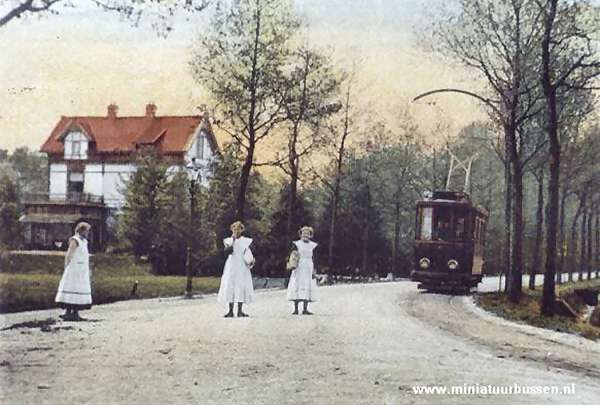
(298, 226), (314, 237)
(230, 221), (245, 232)
(75, 222), (91, 233)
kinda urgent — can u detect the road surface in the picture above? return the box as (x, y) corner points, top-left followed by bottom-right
(1, 280), (599, 404)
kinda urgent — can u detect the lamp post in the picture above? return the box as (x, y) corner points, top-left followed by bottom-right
(185, 157), (202, 298)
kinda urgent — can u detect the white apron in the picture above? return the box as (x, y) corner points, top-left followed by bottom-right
(217, 236), (255, 305)
(55, 235), (92, 307)
(287, 240), (318, 301)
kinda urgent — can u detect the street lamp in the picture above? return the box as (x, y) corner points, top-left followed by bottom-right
(185, 157), (202, 298)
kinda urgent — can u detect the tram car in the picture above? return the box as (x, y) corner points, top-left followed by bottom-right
(410, 190), (488, 294)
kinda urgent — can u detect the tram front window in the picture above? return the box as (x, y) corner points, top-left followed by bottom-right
(420, 207), (433, 240)
(418, 206), (466, 242)
(435, 208), (452, 241)
(454, 215), (466, 240)
(434, 207), (466, 242)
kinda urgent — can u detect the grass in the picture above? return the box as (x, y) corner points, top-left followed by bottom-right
(476, 278), (600, 341)
(0, 252), (221, 313)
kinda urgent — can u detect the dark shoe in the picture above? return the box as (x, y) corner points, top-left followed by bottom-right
(302, 310), (314, 315)
(224, 312), (234, 318)
(237, 312), (249, 317)
(60, 313), (77, 321)
(292, 310), (299, 315)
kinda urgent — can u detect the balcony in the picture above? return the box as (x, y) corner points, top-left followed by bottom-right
(23, 192), (105, 205)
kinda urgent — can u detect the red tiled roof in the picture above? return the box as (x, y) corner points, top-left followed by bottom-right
(41, 112), (212, 155)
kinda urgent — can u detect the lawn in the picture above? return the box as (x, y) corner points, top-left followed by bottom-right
(476, 278), (600, 341)
(0, 252), (221, 313)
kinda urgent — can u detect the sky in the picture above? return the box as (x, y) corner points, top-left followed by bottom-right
(0, 0), (485, 152)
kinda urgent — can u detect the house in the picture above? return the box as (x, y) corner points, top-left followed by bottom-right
(20, 103), (219, 252)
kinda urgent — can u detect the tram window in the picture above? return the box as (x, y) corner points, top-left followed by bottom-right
(434, 207), (453, 241)
(420, 207), (433, 240)
(454, 215), (466, 241)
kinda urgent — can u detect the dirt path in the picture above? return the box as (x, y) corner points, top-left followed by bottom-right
(1, 282), (599, 404)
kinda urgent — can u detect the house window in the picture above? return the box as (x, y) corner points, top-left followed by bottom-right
(64, 131), (88, 160)
(68, 171), (84, 196)
(196, 132), (205, 160)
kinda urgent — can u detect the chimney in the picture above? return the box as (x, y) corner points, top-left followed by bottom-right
(107, 103), (118, 119)
(146, 103), (157, 118)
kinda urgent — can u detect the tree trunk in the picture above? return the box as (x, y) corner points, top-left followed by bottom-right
(504, 154), (512, 293)
(327, 85), (352, 276)
(392, 197), (401, 275)
(596, 213), (600, 278)
(235, 4), (261, 222)
(508, 133), (524, 303)
(568, 197), (584, 282)
(361, 185), (371, 276)
(327, 189), (339, 275)
(529, 169), (544, 290)
(579, 197), (587, 281)
(557, 188), (568, 284)
(541, 0), (559, 317)
(586, 202), (593, 280)
(236, 141), (255, 221)
(286, 151), (299, 244)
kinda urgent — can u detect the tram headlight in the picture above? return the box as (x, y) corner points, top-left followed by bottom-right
(448, 259), (459, 270)
(419, 257), (430, 269)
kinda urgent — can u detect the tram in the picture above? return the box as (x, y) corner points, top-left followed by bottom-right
(410, 190), (488, 293)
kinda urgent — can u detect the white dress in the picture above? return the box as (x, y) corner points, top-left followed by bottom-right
(287, 240), (318, 301)
(217, 236), (255, 305)
(55, 235), (92, 308)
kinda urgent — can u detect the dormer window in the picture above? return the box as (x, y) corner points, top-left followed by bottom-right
(64, 131), (88, 160)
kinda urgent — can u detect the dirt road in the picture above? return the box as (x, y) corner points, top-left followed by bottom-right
(1, 282), (599, 404)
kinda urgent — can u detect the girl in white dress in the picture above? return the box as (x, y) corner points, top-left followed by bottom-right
(55, 222), (93, 321)
(217, 221), (255, 317)
(287, 226), (318, 315)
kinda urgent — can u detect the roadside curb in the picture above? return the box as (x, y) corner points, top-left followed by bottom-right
(464, 295), (600, 353)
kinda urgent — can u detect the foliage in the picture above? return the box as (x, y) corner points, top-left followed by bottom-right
(257, 184), (314, 277)
(0, 173), (20, 249)
(0, 0), (209, 33)
(117, 152), (214, 275)
(476, 278), (600, 341)
(190, 0), (301, 219)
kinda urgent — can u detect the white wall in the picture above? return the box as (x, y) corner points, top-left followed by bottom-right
(84, 164), (103, 196)
(49, 163), (67, 198)
(103, 164), (136, 208)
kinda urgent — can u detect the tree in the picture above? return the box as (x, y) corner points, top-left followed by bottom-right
(365, 112), (423, 276)
(262, 184), (313, 276)
(539, 0), (600, 316)
(316, 152), (391, 277)
(309, 80), (355, 275)
(528, 163), (544, 289)
(0, 0), (209, 32)
(0, 173), (20, 248)
(190, 0), (300, 221)
(205, 143), (242, 253)
(118, 152), (168, 258)
(8, 147), (47, 195)
(276, 44), (342, 244)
